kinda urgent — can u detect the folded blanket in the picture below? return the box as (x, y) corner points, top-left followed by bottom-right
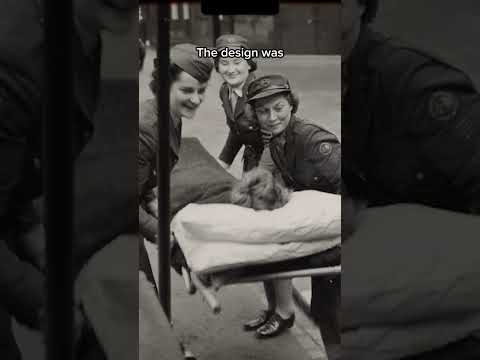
(171, 191), (341, 274)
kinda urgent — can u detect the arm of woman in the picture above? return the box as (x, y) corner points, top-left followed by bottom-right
(307, 130), (342, 194)
(218, 129), (243, 167)
(138, 128), (158, 243)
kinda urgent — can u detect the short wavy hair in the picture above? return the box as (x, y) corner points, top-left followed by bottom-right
(358, 0), (379, 23)
(149, 63), (184, 94)
(231, 168), (291, 211)
(244, 91), (300, 125)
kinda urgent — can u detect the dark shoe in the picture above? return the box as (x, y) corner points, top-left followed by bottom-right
(243, 310), (275, 331)
(254, 313), (295, 339)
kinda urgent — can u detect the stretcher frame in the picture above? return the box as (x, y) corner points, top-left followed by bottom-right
(145, 238), (341, 314)
(190, 265), (341, 314)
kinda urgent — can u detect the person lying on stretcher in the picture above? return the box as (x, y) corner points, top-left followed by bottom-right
(172, 168), (298, 338)
(231, 168), (297, 338)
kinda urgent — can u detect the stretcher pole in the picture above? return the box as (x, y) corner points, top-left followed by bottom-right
(213, 266), (342, 287)
(43, 0), (75, 358)
(156, 2), (172, 320)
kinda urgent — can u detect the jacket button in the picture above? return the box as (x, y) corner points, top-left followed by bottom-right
(314, 176), (319, 181)
(416, 172), (424, 181)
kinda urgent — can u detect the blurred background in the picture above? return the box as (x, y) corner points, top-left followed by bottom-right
(139, 2), (340, 54)
(372, 0), (480, 87)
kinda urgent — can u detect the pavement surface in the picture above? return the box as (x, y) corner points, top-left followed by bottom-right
(140, 47), (340, 359)
(144, 241), (327, 360)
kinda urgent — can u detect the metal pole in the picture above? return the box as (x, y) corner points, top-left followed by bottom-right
(212, 15), (221, 45)
(229, 15), (235, 34)
(43, 0), (74, 359)
(156, 2), (171, 320)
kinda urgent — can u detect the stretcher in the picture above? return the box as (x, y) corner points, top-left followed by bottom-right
(154, 137), (342, 313)
(144, 239), (341, 314)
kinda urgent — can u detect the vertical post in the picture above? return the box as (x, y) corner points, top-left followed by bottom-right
(229, 15), (235, 34)
(43, 0), (74, 359)
(156, 2), (171, 320)
(212, 15), (221, 45)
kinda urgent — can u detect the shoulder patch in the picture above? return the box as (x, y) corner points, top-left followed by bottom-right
(428, 91), (459, 121)
(319, 142), (332, 155)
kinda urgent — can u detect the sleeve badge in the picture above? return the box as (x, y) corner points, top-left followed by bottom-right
(428, 91), (459, 121)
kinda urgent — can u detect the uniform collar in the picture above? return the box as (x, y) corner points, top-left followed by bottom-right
(228, 85), (243, 99)
(227, 72), (255, 98)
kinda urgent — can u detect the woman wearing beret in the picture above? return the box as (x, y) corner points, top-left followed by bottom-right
(138, 43), (214, 243)
(215, 34), (263, 172)
(244, 74), (341, 342)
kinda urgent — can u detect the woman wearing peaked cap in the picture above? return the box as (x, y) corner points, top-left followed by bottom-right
(243, 74), (341, 342)
(215, 34), (263, 172)
(138, 43), (214, 243)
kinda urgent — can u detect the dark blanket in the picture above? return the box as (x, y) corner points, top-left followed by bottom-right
(170, 137), (235, 218)
(72, 79), (138, 275)
(342, 204), (480, 360)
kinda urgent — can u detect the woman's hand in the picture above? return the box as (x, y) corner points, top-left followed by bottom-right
(260, 129), (273, 145)
(19, 223), (46, 271)
(147, 198), (158, 218)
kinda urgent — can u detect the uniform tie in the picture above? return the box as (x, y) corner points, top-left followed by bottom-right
(229, 89), (238, 112)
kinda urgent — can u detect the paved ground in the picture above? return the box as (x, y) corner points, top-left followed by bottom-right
(144, 241), (327, 360)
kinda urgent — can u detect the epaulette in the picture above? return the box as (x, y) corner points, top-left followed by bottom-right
(291, 117), (337, 141)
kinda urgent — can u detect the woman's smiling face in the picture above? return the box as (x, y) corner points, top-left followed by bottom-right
(217, 57), (251, 88)
(254, 93), (293, 136)
(170, 71), (208, 119)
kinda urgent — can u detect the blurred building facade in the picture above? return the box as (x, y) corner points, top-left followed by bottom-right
(139, 2), (340, 54)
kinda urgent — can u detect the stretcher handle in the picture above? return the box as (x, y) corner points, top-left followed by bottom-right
(190, 273), (221, 314)
(181, 267), (196, 294)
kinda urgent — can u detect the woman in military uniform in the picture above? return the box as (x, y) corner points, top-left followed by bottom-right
(138, 43), (214, 242)
(243, 74), (342, 341)
(215, 34), (263, 172)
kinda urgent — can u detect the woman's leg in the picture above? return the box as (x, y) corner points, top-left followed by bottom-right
(263, 280), (277, 311)
(244, 281), (276, 331)
(254, 280), (296, 338)
(272, 279), (294, 319)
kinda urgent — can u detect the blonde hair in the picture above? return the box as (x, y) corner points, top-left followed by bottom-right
(231, 168), (291, 210)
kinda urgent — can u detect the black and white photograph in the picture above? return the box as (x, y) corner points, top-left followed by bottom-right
(342, 0), (480, 359)
(138, 2), (341, 360)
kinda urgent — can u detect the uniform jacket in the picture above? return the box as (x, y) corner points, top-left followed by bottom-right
(218, 73), (263, 170)
(0, 0), (101, 326)
(343, 26), (480, 213)
(138, 98), (182, 241)
(270, 116), (341, 194)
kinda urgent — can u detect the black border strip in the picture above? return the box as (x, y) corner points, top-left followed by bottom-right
(43, 0), (74, 359)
